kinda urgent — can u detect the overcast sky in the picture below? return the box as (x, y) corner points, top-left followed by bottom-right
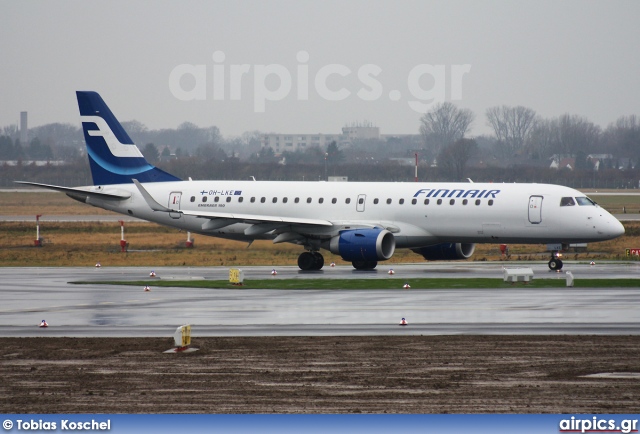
(2, 0), (639, 138)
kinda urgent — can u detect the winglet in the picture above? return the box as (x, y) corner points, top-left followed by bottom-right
(132, 179), (176, 213)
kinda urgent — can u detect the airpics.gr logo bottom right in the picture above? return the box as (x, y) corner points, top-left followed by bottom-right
(559, 416), (638, 434)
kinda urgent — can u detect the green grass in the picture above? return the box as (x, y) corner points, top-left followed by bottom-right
(72, 277), (640, 290)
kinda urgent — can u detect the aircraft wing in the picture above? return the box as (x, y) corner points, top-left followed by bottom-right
(180, 209), (395, 240)
(179, 209), (332, 226)
(15, 181), (131, 200)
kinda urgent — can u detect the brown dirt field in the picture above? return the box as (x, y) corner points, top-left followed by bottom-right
(1, 336), (639, 414)
(1, 220), (638, 267)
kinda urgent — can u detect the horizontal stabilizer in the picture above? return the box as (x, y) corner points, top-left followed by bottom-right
(15, 181), (131, 200)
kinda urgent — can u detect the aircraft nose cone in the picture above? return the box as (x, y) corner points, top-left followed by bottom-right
(612, 218), (625, 238)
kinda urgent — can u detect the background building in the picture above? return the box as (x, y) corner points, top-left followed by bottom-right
(261, 122), (382, 155)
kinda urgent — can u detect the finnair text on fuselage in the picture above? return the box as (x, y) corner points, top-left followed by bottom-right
(413, 188), (501, 199)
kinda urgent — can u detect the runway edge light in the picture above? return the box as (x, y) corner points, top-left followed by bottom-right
(164, 325), (199, 354)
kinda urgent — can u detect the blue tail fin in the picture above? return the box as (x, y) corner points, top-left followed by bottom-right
(77, 91), (181, 185)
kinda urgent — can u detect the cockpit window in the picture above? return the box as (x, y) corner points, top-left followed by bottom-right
(560, 197), (576, 207)
(575, 196), (596, 206)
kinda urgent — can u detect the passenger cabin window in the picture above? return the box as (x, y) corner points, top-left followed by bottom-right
(202, 196), (207, 203)
(560, 197), (576, 207)
(346, 198), (351, 204)
(373, 198), (379, 204)
(272, 197), (277, 203)
(260, 197), (266, 203)
(190, 196), (195, 202)
(462, 199), (468, 205)
(238, 197), (244, 203)
(449, 199), (455, 205)
(214, 196), (220, 202)
(283, 197), (288, 204)
(437, 199), (442, 205)
(307, 197), (312, 203)
(226, 197), (231, 202)
(488, 199), (494, 206)
(294, 197), (300, 203)
(424, 199), (429, 205)
(576, 197), (596, 206)
(386, 198), (392, 204)
(358, 198), (364, 205)
(475, 199), (481, 205)
(331, 198), (337, 204)
(250, 197), (255, 203)
(411, 198), (417, 205)
(399, 199), (404, 205)
(318, 198), (324, 204)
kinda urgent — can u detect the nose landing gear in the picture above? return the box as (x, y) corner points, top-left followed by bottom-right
(548, 252), (563, 271)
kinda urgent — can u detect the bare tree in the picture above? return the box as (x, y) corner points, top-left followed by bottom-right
(556, 114), (601, 155)
(527, 114), (600, 160)
(603, 115), (640, 160)
(485, 105), (537, 159)
(438, 138), (478, 181)
(420, 102), (474, 157)
(527, 118), (558, 160)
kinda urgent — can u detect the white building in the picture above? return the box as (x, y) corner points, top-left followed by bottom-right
(261, 133), (346, 154)
(261, 123), (381, 155)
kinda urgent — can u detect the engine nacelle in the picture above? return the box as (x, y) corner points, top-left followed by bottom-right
(328, 228), (396, 262)
(413, 243), (475, 261)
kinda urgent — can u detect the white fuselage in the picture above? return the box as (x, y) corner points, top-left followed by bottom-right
(85, 180), (625, 249)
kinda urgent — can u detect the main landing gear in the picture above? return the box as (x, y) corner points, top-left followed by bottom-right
(298, 251), (324, 271)
(548, 252), (563, 271)
(352, 260), (378, 270)
(296, 252), (379, 271)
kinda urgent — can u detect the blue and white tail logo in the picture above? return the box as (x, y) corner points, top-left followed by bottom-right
(77, 91), (180, 185)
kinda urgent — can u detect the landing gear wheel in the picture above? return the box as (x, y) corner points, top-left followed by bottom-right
(548, 258), (563, 271)
(352, 260), (378, 270)
(298, 252), (316, 271)
(298, 252), (324, 271)
(311, 252), (324, 270)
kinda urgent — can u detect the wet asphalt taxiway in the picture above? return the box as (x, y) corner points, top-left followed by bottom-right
(0, 262), (639, 337)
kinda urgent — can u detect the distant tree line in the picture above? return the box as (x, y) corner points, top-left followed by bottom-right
(2, 101), (640, 187)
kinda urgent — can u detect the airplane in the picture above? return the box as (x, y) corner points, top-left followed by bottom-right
(18, 91), (625, 272)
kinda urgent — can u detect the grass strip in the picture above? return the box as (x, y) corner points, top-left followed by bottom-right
(72, 277), (640, 290)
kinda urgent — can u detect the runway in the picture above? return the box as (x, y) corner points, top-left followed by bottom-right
(0, 262), (638, 337)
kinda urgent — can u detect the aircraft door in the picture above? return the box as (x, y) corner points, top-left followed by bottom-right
(356, 194), (366, 212)
(528, 195), (543, 224)
(168, 192), (182, 219)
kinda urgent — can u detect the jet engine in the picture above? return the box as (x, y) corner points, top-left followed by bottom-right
(328, 228), (395, 262)
(412, 243), (475, 260)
